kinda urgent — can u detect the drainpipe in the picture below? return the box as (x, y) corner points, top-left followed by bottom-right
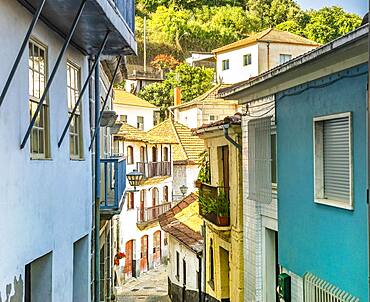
(202, 222), (206, 302)
(266, 42), (270, 71)
(223, 122), (241, 151)
(94, 58), (101, 302)
(197, 253), (202, 302)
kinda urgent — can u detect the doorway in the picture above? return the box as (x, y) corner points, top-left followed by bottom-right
(125, 240), (134, 279)
(263, 228), (278, 302)
(153, 230), (162, 266)
(140, 235), (149, 272)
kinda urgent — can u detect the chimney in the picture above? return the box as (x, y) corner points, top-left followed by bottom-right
(174, 87), (182, 106)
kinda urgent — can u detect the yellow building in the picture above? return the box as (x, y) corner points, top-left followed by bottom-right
(195, 114), (243, 302)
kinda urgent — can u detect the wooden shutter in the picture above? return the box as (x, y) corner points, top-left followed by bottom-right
(323, 116), (351, 202)
(248, 117), (272, 203)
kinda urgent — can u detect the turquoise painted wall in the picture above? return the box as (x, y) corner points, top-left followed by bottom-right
(276, 64), (368, 300)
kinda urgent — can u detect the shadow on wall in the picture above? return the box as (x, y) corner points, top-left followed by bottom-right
(0, 275), (23, 302)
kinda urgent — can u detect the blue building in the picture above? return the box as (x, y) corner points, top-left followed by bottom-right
(220, 25), (369, 301)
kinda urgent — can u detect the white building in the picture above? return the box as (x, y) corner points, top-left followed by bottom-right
(159, 193), (204, 302)
(113, 122), (176, 283)
(213, 28), (320, 84)
(147, 119), (205, 199)
(0, 1), (136, 301)
(113, 89), (158, 131)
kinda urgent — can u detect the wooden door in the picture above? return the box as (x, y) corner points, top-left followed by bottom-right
(152, 188), (159, 219)
(140, 190), (145, 222)
(163, 186), (169, 203)
(153, 231), (161, 266)
(140, 235), (148, 272)
(125, 240), (134, 278)
(152, 147), (157, 162)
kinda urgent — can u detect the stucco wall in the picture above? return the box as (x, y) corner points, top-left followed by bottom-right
(114, 103), (155, 132)
(0, 1), (91, 301)
(173, 164), (199, 198)
(276, 64), (368, 300)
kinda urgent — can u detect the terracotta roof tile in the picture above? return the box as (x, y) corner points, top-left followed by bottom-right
(213, 28), (320, 54)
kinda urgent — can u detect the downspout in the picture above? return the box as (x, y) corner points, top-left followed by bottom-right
(202, 222), (206, 302)
(223, 123), (241, 151)
(266, 42), (270, 71)
(94, 58), (101, 302)
(197, 253), (202, 302)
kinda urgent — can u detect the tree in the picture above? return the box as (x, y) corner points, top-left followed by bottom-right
(138, 63), (214, 119)
(303, 7), (362, 44)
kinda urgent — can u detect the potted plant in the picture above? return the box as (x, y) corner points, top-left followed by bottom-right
(214, 189), (230, 226)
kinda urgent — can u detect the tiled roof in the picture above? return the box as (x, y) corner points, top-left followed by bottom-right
(213, 28), (320, 54)
(141, 176), (171, 186)
(114, 89), (158, 109)
(147, 119), (205, 163)
(115, 122), (177, 144)
(171, 84), (237, 110)
(159, 193), (203, 253)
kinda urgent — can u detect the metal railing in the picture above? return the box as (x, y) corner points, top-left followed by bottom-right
(137, 202), (175, 224)
(137, 161), (171, 178)
(304, 273), (359, 302)
(108, 0), (135, 33)
(198, 182), (230, 227)
(100, 157), (126, 211)
(127, 65), (164, 80)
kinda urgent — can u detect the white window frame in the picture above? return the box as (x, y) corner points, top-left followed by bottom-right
(137, 116), (144, 130)
(29, 39), (50, 159)
(279, 54), (292, 64)
(313, 112), (353, 210)
(243, 53), (252, 66)
(222, 59), (230, 71)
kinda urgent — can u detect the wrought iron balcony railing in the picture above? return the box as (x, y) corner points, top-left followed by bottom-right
(137, 161), (171, 178)
(137, 202), (175, 225)
(198, 182), (230, 227)
(100, 157), (126, 218)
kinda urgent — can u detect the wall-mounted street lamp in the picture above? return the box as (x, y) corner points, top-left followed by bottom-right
(126, 169), (144, 192)
(180, 184), (188, 197)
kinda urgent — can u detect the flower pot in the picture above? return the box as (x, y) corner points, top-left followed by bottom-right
(195, 180), (202, 188)
(216, 216), (229, 226)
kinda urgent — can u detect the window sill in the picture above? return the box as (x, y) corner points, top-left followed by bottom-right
(314, 198), (353, 211)
(30, 157), (52, 161)
(70, 157), (85, 161)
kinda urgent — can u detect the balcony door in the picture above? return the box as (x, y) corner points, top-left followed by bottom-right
(125, 240), (134, 279)
(140, 190), (146, 222)
(140, 235), (149, 272)
(152, 146), (157, 162)
(152, 188), (159, 219)
(153, 231), (161, 267)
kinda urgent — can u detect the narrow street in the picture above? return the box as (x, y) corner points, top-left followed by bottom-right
(117, 266), (170, 302)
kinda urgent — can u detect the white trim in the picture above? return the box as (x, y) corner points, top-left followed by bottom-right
(313, 112), (353, 210)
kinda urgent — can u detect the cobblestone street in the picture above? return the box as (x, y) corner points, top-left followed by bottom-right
(117, 266), (170, 302)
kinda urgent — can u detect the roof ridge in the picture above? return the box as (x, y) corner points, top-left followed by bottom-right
(170, 119), (189, 160)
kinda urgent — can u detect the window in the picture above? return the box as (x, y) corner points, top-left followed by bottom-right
(140, 146), (146, 163)
(209, 115), (217, 122)
(163, 147), (169, 162)
(127, 146), (134, 164)
(137, 116), (144, 130)
(280, 54), (292, 64)
(176, 251), (180, 280)
(67, 62), (83, 159)
(120, 115), (127, 123)
(222, 59), (230, 71)
(127, 192), (135, 210)
(243, 54), (252, 66)
(163, 186), (169, 202)
(29, 40), (50, 159)
(248, 117), (273, 203)
(314, 113), (352, 209)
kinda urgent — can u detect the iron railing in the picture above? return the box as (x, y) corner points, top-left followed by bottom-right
(100, 157), (126, 211)
(137, 161), (171, 178)
(137, 202), (175, 224)
(108, 0), (135, 33)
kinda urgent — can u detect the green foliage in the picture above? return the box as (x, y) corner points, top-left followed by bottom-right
(138, 63), (214, 118)
(198, 188), (229, 217)
(198, 151), (211, 184)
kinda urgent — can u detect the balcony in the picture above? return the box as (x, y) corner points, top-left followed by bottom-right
(137, 162), (171, 179)
(198, 182), (230, 227)
(18, 0), (136, 55)
(127, 65), (164, 81)
(100, 157), (126, 220)
(137, 202), (175, 229)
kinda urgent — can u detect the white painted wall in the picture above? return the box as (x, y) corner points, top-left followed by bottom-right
(114, 103), (156, 132)
(0, 1), (91, 301)
(168, 236), (200, 291)
(173, 164), (199, 199)
(177, 107), (200, 129)
(216, 44), (259, 84)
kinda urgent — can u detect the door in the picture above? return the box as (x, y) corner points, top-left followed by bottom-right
(151, 188), (159, 219)
(221, 146), (230, 190)
(140, 235), (149, 272)
(125, 240), (134, 279)
(153, 231), (162, 266)
(140, 190), (145, 222)
(263, 228), (278, 302)
(152, 146), (157, 162)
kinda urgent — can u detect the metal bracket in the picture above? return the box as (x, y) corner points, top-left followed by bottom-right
(0, 0), (47, 109)
(20, 0), (88, 149)
(58, 30), (110, 148)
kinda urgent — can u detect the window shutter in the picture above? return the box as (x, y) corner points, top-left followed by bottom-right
(323, 116), (350, 202)
(248, 117), (272, 203)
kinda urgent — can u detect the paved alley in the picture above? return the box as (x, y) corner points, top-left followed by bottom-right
(117, 266), (170, 302)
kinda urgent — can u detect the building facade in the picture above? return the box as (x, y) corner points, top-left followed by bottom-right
(195, 115), (243, 302)
(0, 0), (136, 301)
(220, 25), (369, 302)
